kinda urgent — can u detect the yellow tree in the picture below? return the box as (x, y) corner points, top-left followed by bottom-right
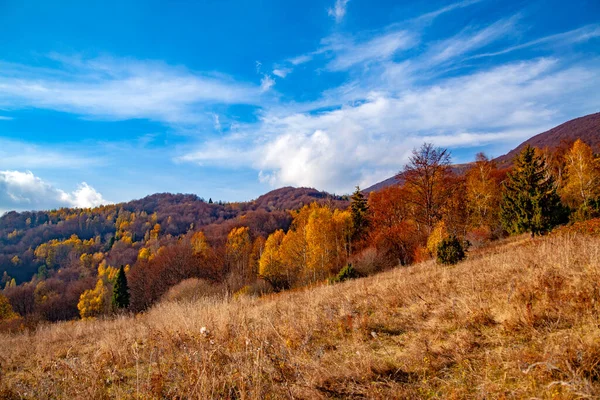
(258, 230), (290, 290)
(279, 229), (307, 280)
(226, 227), (252, 280)
(305, 205), (351, 281)
(191, 231), (210, 257)
(0, 293), (18, 320)
(562, 139), (600, 208)
(333, 209), (353, 261)
(77, 279), (107, 319)
(426, 220), (448, 257)
(466, 153), (500, 228)
(250, 236), (266, 277)
(138, 247), (151, 261)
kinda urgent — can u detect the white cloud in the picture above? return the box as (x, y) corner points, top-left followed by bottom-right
(0, 55), (264, 124)
(0, 116), (12, 120)
(272, 68), (292, 78)
(288, 54), (313, 65)
(328, 0), (349, 23)
(260, 74), (276, 92)
(0, 170), (109, 213)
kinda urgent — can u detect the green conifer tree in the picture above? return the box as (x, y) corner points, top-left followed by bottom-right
(350, 186), (369, 241)
(111, 265), (130, 310)
(500, 145), (566, 237)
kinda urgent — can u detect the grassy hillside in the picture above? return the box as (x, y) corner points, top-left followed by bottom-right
(1, 233), (599, 399)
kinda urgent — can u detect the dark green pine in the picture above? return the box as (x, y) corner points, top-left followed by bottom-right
(350, 186), (369, 240)
(500, 145), (567, 236)
(112, 265), (130, 310)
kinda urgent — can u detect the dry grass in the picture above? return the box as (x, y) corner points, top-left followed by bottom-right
(1, 234), (599, 399)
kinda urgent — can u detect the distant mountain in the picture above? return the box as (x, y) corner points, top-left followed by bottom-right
(494, 112), (600, 167)
(363, 112), (600, 193)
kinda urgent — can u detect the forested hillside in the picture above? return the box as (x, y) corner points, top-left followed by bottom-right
(0, 188), (346, 321)
(0, 130), (599, 328)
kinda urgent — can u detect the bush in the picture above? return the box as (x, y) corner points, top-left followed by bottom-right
(436, 236), (466, 265)
(161, 278), (226, 303)
(329, 264), (361, 284)
(349, 247), (378, 276)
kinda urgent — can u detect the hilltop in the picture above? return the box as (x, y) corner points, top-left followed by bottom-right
(0, 232), (598, 398)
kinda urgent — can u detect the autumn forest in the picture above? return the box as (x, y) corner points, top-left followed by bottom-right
(1, 130), (599, 328)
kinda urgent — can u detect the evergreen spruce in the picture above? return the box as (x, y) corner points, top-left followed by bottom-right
(350, 186), (369, 241)
(112, 265), (130, 310)
(500, 145), (566, 237)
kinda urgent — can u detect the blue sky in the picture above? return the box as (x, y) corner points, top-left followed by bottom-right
(0, 0), (599, 213)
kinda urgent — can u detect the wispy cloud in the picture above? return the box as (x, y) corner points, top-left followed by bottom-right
(0, 55), (264, 124)
(324, 30), (416, 71)
(423, 16), (519, 65)
(414, 0), (483, 24)
(328, 0), (350, 23)
(0, 116), (13, 120)
(469, 24), (600, 59)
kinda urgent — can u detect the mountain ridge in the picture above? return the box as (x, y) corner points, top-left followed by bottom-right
(363, 111), (600, 193)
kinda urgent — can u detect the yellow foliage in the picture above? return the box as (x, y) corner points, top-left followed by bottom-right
(34, 234), (90, 267)
(226, 227), (252, 278)
(258, 230), (286, 281)
(562, 139), (600, 207)
(191, 231), (210, 256)
(260, 203), (352, 286)
(150, 224), (161, 240)
(0, 293), (18, 321)
(138, 247), (151, 261)
(427, 221), (448, 256)
(77, 279), (107, 319)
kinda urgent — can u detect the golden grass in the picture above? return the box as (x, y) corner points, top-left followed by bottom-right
(1, 233), (599, 399)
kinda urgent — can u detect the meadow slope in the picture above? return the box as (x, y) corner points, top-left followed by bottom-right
(1, 234), (599, 399)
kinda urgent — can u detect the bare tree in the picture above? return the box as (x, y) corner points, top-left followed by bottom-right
(398, 143), (453, 235)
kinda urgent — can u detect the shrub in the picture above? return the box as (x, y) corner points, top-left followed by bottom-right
(350, 247), (378, 276)
(161, 278), (226, 303)
(436, 236), (466, 265)
(329, 264), (360, 284)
